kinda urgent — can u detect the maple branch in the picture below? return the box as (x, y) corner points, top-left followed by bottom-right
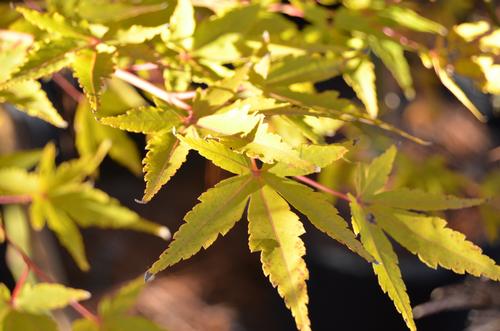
(293, 176), (351, 202)
(1, 225), (100, 324)
(114, 69), (193, 111)
(0, 195), (32, 205)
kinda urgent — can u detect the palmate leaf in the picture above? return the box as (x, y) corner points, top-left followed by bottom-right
(0, 80), (67, 128)
(0, 168), (39, 195)
(369, 37), (414, 99)
(50, 184), (169, 239)
(75, 99), (142, 175)
(3, 311), (57, 331)
(248, 185), (310, 331)
(169, 0), (195, 50)
(241, 123), (317, 174)
(355, 145), (397, 197)
(269, 143), (348, 177)
(350, 199), (416, 331)
(108, 24), (167, 45)
(17, 7), (92, 40)
(378, 6), (446, 35)
(2, 38), (79, 87)
(15, 283), (90, 314)
(72, 49), (115, 111)
(100, 106), (182, 134)
(148, 174), (261, 275)
(344, 57), (378, 118)
(142, 130), (190, 203)
(0, 149), (42, 169)
(73, 277), (166, 331)
(372, 206), (500, 280)
(178, 135), (251, 175)
(264, 174), (373, 262)
(369, 188), (483, 211)
(265, 55), (346, 87)
(43, 200), (90, 270)
(0, 32), (31, 83)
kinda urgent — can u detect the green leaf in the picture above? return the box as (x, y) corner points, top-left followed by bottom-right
(373, 206), (500, 281)
(196, 100), (261, 135)
(16, 283), (90, 313)
(3, 38), (78, 87)
(43, 201), (89, 271)
(100, 106), (182, 134)
(264, 174), (373, 262)
(50, 141), (110, 187)
(72, 319), (99, 331)
(350, 200), (416, 331)
(248, 185), (310, 331)
(98, 277), (143, 317)
(148, 174), (260, 275)
(51, 185), (169, 240)
(431, 55), (486, 122)
(103, 316), (166, 331)
(3, 311), (57, 331)
(266, 55), (345, 86)
(344, 57), (378, 118)
(379, 6), (446, 35)
(369, 188), (483, 211)
(0, 80), (67, 128)
(194, 66), (250, 117)
(3, 205), (33, 281)
(0, 149), (42, 169)
(169, 0), (195, 50)
(0, 168), (38, 195)
(75, 99), (142, 175)
(369, 37), (414, 99)
(242, 123), (316, 174)
(355, 145), (397, 197)
(29, 196), (45, 230)
(72, 49), (115, 111)
(0, 33), (31, 83)
(193, 5), (260, 51)
(269, 144), (348, 177)
(178, 135), (251, 175)
(109, 24), (167, 45)
(17, 7), (92, 40)
(142, 130), (190, 203)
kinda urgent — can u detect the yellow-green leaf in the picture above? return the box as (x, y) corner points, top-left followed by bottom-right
(142, 130), (190, 203)
(350, 199), (416, 331)
(373, 206), (500, 281)
(356, 145), (397, 197)
(369, 188), (483, 211)
(344, 57), (378, 118)
(100, 106), (182, 134)
(0, 168), (38, 195)
(148, 174), (260, 275)
(98, 277), (143, 317)
(269, 143), (348, 177)
(3, 311), (57, 331)
(248, 185), (310, 331)
(15, 283), (90, 313)
(72, 49), (115, 111)
(0, 80), (67, 128)
(169, 0), (195, 50)
(0, 149), (42, 169)
(43, 201), (89, 271)
(178, 135), (251, 175)
(264, 174), (373, 262)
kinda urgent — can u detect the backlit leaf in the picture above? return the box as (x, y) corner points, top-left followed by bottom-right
(350, 200), (416, 331)
(148, 174), (260, 275)
(100, 106), (182, 134)
(248, 185), (310, 331)
(16, 283), (90, 313)
(3, 311), (57, 331)
(355, 145), (396, 197)
(264, 174), (373, 262)
(373, 206), (500, 280)
(0, 80), (67, 128)
(72, 49), (115, 111)
(369, 188), (483, 211)
(142, 130), (190, 202)
(344, 57), (378, 118)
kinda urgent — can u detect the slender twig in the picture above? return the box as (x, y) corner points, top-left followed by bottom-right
(114, 69), (192, 111)
(2, 225), (101, 324)
(294, 176), (351, 202)
(52, 73), (83, 102)
(0, 195), (32, 205)
(10, 265), (30, 305)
